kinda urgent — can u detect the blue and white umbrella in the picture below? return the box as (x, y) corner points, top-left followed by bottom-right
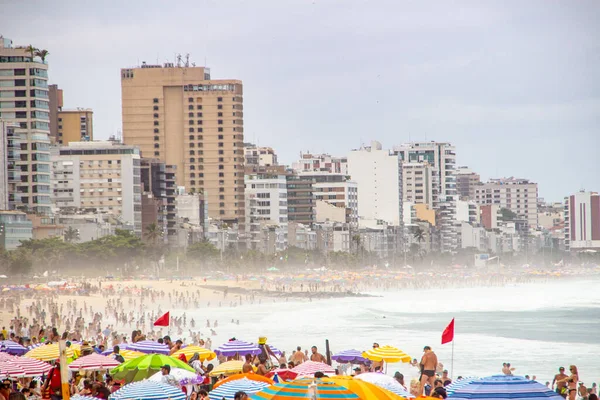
(127, 340), (170, 355)
(209, 377), (270, 400)
(446, 377), (482, 395)
(0, 341), (27, 356)
(109, 380), (186, 400)
(449, 375), (564, 400)
(71, 395), (103, 400)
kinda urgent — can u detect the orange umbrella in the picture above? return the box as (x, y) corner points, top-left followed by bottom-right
(213, 373), (274, 389)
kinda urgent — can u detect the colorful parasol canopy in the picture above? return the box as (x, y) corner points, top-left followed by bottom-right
(361, 345), (411, 363)
(0, 353), (15, 361)
(147, 367), (198, 382)
(449, 375), (564, 400)
(446, 377), (482, 395)
(110, 353), (194, 383)
(210, 377), (271, 400)
(24, 343), (80, 362)
(209, 360), (245, 377)
(213, 373), (274, 389)
(323, 375), (405, 400)
(290, 361), (336, 377)
(354, 372), (414, 398)
(110, 380), (186, 400)
(214, 340), (261, 357)
(251, 378), (360, 399)
(0, 341), (27, 355)
(108, 350), (146, 362)
(67, 353), (121, 371)
(127, 340), (170, 355)
(0, 357), (52, 378)
(264, 368), (298, 382)
(331, 349), (369, 364)
(171, 345), (216, 361)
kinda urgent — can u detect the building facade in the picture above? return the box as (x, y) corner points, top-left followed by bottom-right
(48, 84), (63, 142)
(0, 38), (52, 214)
(121, 63), (244, 226)
(0, 210), (33, 250)
(50, 141), (142, 235)
(473, 177), (538, 228)
(292, 152), (348, 175)
(140, 158), (177, 239)
(455, 166), (480, 200)
(57, 108), (93, 144)
(402, 162), (436, 209)
(564, 191), (600, 251)
(286, 173), (315, 226)
(300, 172), (358, 225)
(244, 144), (278, 167)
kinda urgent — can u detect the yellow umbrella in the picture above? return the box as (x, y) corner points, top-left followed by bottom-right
(109, 350), (146, 362)
(209, 360), (244, 377)
(25, 343), (81, 362)
(172, 346), (216, 361)
(323, 376), (404, 400)
(362, 345), (411, 363)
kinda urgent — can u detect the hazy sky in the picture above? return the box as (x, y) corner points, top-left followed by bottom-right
(2, 0), (599, 201)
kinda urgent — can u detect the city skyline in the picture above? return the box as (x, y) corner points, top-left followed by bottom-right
(1, 0), (598, 202)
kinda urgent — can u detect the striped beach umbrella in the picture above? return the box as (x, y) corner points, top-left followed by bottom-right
(70, 395), (103, 400)
(265, 369), (298, 382)
(127, 340), (170, 355)
(0, 357), (52, 378)
(24, 343), (80, 362)
(449, 375), (564, 400)
(251, 378), (360, 399)
(214, 373), (274, 389)
(446, 377), (482, 395)
(67, 353), (121, 372)
(0, 341), (27, 355)
(209, 377), (270, 399)
(214, 340), (261, 357)
(290, 361), (336, 377)
(108, 350), (146, 362)
(354, 373), (414, 398)
(171, 345), (216, 361)
(324, 375), (405, 400)
(110, 380), (186, 400)
(101, 344), (131, 355)
(110, 354), (195, 383)
(331, 350), (369, 364)
(362, 345), (411, 364)
(0, 353), (14, 361)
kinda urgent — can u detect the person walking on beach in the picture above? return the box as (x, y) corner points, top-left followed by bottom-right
(420, 346), (438, 395)
(553, 367), (569, 397)
(310, 346), (327, 363)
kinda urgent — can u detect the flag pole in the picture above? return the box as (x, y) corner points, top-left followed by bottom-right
(451, 338), (454, 380)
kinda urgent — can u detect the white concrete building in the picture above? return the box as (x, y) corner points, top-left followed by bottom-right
(456, 200), (480, 224)
(473, 177), (538, 228)
(50, 141), (142, 235)
(348, 141), (402, 227)
(293, 152), (348, 175)
(244, 144), (278, 167)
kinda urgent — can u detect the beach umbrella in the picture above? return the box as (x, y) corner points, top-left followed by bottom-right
(110, 354), (194, 383)
(71, 395), (103, 400)
(101, 344), (131, 355)
(362, 345), (411, 364)
(0, 353), (14, 361)
(354, 373), (414, 398)
(24, 343), (80, 362)
(67, 353), (121, 372)
(110, 380), (186, 400)
(0, 341), (27, 355)
(446, 377), (482, 395)
(0, 357), (52, 378)
(264, 368), (298, 381)
(108, 350), (146, 362)
(214, 340), (261, 357)
(331, 350), (369, 364)
(323, 375), (405, 400)
(127, 340), (170, 355)
(449, 375), (564, 400)
(147, 367), (197, 382)
(209, 360), (244, 377)
(209, 377), (270, 399)
(171, 345), (216, 361)
(251, 378), (359, 399)
(290, 361), (336, 377)
(214, 373), (274, 389)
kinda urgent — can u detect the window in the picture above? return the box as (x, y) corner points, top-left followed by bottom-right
(154, 151), (159, 156)
(189, 150), (195, 155)
(190, 158), (195, 163)
(190, 180), (196, 185)
(154, 136), (159, 141)
(190, 165), (195, 170)
(189, 128), (194, 133)
(154, 128), (159, 133)
(188, 105), (194, 110)
(153, 98), (159, 103)
(190, 173), (195, 178)
(154, 121), (159, 126)
(218, 104), (223, 110)
(218, 120), (223, 125)
(189, 120), (194, 125)
(218, 112), (223, 117)
(188, 97), (194, 103)
(154, 143), (159, 148)
(153, 113), (159, 118)
(219, 165), (224, 170)
(219, 202), (225, 207)
(189, 112), (194, 117)
(197, 112), (203, 117)
(199, 173), (204, 177)
(219, 172), (224, 177)
(217, 97), (223, 102)
(196, 105), (202, 110)
(197, 135), (203, 140)
(219, 157), (224, 162)
(218, 142), (224, 147)
(197, 120), (202, 125)
(153, 105), (159, 111)
(220, 188), (224, 192)
(218, 127), (223, 132)
(219, 150), (224, 155)
(189, 135), (195, 140)
(218, 134), (224, 139)
(220, 210), (225, 215)
(197, 128), (203, 133)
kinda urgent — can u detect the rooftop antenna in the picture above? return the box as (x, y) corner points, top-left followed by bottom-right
(176, 54), (182, 67)
(185, 53), (190, 67)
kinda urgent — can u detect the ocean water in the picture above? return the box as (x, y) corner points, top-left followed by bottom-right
(186, 277), (600, 384)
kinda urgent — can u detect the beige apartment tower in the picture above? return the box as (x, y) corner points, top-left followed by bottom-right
(121, 64), (244, 225)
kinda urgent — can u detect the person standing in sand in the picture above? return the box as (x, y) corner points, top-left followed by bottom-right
(292, 346), (307, 366)
(553, 367), (569, 397)
(558, 365), (579, 400)
(310, 346), (327, 363)
(420, 346), (438, 395)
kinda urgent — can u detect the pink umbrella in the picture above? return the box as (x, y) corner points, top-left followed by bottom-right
(0, 358), (52, 377)
(0, 353), (15, 362)
(290, 361), (336, 377)
(68, 353), (121, 371)
(265, 368), (299, 381)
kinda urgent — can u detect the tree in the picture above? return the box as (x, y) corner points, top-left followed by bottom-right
(187, 240), (219, 265)
(143, 223), (162, 244)
(9, 249), (33, 277)
(25, 45), (37, 61)
(63, 226), (80, 243)
(34, 49), (49, 63)
(499, 208), (518, 221)
(412, 226), (425, 243)
(351, 234), (361, 255)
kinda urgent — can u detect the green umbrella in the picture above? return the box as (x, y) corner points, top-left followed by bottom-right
(110, 353), (195, 383)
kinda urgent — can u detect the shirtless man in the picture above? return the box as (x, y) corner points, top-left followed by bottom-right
(255, 358), (268, 376)
(242, 354), (254, 373)
(553, 368), (568, 397)
(292, 346), (307, 366)
(310, 346), (327, 363)
(420, 346), (438, 395)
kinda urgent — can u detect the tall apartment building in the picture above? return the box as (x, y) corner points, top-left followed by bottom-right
(402, 162), (437, 209)
(348, 141), (403, 227)
(0, 37), (52, 214)
(394, 141), (457, 252)
(564, 191), (600, 251)
(292, 152), (348, 175)
(455, 166), (480, 200)
(299, 171), (358, 225)
(57, 108), (93, 144)
(286, 173), (315, 226)
(244, 144), (278, 167)
(473, 177), (538, 228)
(48, 84), (63, 141)
(140, 158), (177, 238)
(50, 141), (142, 235)
(121, 63), (244, 226)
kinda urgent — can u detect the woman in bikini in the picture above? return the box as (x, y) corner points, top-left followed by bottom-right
(558, 365), (579, 400)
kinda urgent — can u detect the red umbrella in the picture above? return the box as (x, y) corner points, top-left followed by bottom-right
(0, 357), (52, 377)
(290, 361), (335, 377)
(68, 353), (121, 371)
(265, 369), (298, 381)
